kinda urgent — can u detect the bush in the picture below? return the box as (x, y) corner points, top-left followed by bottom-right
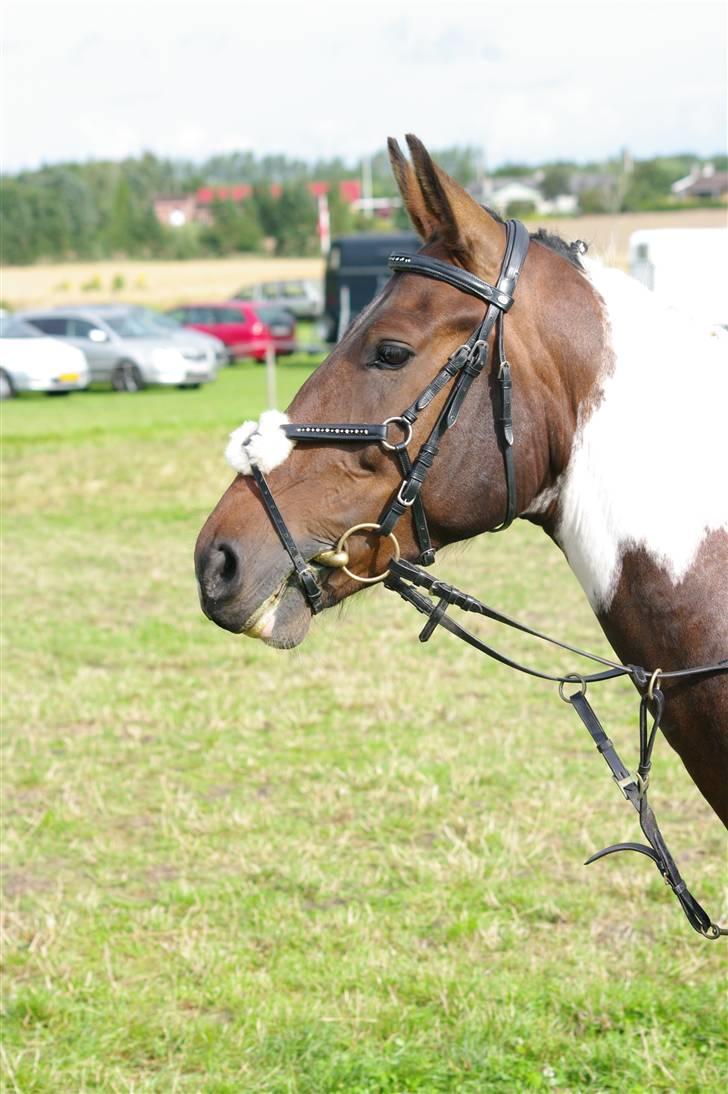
(506, 200), (537, 219)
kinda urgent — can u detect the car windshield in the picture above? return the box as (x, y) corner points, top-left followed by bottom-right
(0, 317), (44, 339)
(255, 305), (293, 326)
(103, 310), (170, 338)
(143, 311), (182, 332)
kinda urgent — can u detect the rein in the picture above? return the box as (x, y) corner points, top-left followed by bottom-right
(227, 219), (727, 940)
(385, 559), (728, 940)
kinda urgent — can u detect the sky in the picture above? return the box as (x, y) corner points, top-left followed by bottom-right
(1, 0), (726, 172)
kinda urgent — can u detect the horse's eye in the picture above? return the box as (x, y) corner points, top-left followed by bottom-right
(373, 342), (413, 370)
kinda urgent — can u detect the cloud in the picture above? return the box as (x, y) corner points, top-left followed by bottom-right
(1, 0), (725, 170)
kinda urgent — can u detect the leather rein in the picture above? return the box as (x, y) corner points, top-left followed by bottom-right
(237, 219), (727, 940)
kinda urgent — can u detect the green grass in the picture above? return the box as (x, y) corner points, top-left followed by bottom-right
(2, 362), (727, 1092)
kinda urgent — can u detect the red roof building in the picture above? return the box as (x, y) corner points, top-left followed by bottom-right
(154, 180), (365, 227)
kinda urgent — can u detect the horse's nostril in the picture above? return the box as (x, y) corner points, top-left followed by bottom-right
(199, 539), (243, 602)
(218, 542), (239, 584)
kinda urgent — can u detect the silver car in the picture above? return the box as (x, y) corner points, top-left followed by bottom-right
(19, 306), (225, 392)
(232, 279), (323, 320)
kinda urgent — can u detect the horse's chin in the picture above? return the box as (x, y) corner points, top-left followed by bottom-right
(243, 582), (312, 649)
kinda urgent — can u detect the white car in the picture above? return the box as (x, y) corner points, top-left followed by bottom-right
(0, 318), (90, 399)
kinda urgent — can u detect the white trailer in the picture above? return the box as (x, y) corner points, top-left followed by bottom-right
(628, 227), (728, 330)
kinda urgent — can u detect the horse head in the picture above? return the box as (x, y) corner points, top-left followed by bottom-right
(195, 136), (605, 648)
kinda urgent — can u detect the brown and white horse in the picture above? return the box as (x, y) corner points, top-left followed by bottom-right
(195, 136), (728, 828)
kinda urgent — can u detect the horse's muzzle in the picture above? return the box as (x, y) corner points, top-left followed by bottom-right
(196, 537), (244, 614)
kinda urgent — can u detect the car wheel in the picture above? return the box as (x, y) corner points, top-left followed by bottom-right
(0, 369), (15, 400)
(111, 361), (145, 393)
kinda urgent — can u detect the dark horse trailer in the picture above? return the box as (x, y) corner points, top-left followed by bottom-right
(323, 232), (419, 342)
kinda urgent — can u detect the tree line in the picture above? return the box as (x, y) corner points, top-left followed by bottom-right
(1, 148), (724, 266)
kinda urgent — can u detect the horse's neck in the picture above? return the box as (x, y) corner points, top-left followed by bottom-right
(545, 261), (728, 661)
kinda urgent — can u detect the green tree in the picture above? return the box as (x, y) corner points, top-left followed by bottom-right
(200, 200), (262, 255)
(326, 185), (354, 236)
(578, 187), (610, 214)
(271, 184), (317, 256)
(541, 164), (573, 200)
(105, 176), (135, 253)
(251, 185), (279, 241)
(0, 179), (37, 263)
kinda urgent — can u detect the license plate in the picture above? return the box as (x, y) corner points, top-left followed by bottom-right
(58, 373), (79, 383)
(271, 326), (289, 336)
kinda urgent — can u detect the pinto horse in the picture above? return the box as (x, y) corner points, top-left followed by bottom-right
(196, 136), (728, 851)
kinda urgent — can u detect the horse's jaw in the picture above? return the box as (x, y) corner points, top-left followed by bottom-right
(241, 579), (313, 649)
(197, 559), (314, 649)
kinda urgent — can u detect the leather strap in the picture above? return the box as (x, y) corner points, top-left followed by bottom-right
(388, 253), (515, 310)
(569, 691), (723, 938)
(384, 565), (629, 685)
(387, 559), (630, 675)
(250, 464), (323, 614)
(383, 556), (727, 939)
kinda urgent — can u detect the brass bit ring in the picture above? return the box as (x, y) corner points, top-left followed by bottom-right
(336, 523), (401, 585)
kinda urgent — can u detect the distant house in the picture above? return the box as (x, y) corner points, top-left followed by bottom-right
(569, 171), (615, 195)
(671, 165), (728, 201)
(153, 194), (201, 228)
(152, 180), (364, 228)
(470, 175), (578, 216)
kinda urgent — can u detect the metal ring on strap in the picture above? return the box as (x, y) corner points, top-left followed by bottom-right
(381, 416), (413, 451)
(558, 674), (587, 702)
(336, 523), (401, 585)
(647, 667), (662, 702)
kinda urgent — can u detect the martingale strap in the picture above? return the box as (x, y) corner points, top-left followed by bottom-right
(571, 691), (725, 939)
(384, 557), (728, 940)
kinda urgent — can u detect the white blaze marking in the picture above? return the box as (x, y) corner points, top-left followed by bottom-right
(555, 259), (728, 610)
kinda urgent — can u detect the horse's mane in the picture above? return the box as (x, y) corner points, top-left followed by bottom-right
(529, 227), (587, 268)
(480, 205), (587, 269)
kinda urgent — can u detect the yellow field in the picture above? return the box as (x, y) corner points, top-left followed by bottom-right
(1, 208), (725, 310)
(0, 255), (324, 311)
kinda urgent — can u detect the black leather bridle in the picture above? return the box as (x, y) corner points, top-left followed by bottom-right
(247, 218), (531, 612)
(234, 219), (727, 940)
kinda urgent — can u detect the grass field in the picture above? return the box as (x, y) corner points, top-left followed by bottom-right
(2, 358), (727, 1091)
(2, 208), (725, 311)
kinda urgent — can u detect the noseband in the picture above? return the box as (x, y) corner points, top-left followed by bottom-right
(230, 218), (531, 612)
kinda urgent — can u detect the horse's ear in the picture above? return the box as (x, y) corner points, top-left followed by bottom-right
(405, 134), (504, 275)
(387, 137), (431, 240)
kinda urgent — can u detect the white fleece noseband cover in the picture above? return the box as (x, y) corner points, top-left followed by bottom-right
(225, 410), (295, 475)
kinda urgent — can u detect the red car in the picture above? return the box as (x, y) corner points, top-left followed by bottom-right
(165, 302), (296, 362)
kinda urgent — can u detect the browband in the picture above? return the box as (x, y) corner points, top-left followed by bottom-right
(388, 253), (515, 311)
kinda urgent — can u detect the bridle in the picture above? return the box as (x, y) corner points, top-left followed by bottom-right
(245, 218), (531, 613)
(229, 219), (727, 940)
